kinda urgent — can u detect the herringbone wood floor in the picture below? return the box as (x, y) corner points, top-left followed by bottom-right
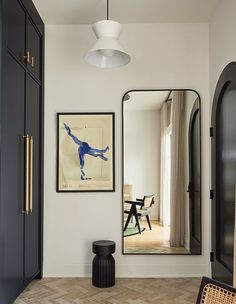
(15, 278), (200, 304)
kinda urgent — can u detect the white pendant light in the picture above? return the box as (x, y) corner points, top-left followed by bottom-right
(84, 0), (130, 68)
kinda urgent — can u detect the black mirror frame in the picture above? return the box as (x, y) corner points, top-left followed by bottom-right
(122, 89), (202, 255)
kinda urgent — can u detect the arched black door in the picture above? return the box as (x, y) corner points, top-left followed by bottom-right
(212, 62), (236, 285)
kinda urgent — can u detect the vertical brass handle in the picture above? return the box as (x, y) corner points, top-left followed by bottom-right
(23, 51), (30, 64)
(29, 136), (33, 213)
(31, 56), (35, 68)
(23, 135), (30, 214)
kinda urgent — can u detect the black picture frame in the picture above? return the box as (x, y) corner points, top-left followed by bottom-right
(57, 112), (115, 192)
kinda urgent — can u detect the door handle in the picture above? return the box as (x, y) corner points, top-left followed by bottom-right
(23, 51), (30, 64)
(31, 56), (35, 68)
(29, 136), (33, 213)
(23, 135), (30, 214)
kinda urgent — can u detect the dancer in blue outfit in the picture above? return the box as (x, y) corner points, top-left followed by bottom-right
(64, 123), (109, 180)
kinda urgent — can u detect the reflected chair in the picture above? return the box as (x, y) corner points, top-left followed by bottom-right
(136, 195), (155, 230)
(196, 276), (236, 304)
(124, 195), (155, 234)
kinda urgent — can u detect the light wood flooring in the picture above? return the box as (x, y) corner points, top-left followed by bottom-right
(15, 277), (201, 304)
(124, 221), (190, 254)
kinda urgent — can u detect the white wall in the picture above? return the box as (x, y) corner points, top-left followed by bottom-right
(210, 0), (236, 98)
(124, 109), (160, 220)
(44, 23), (210, 277)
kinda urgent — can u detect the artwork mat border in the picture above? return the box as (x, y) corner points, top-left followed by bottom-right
(56, 112), (115, 192)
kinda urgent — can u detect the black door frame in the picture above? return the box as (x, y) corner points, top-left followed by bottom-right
(211, 62), (236, 285)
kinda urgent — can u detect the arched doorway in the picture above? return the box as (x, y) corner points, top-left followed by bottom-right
(212, 62), (236, 285)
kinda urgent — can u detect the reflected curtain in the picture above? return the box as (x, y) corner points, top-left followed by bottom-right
(160, 102), (171, 227)
(169, 91), (186, 247)
(123, 184), (133, 212)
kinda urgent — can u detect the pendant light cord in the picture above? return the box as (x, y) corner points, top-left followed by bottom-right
(107, 0), (109, 20)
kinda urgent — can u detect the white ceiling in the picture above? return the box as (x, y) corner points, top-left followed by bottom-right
(124, 91), (171, 111)
(33, 0), (220, 24)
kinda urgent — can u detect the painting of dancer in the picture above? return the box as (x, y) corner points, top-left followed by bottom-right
(64, 123), (110, 180)
(57, 113), (115, 192)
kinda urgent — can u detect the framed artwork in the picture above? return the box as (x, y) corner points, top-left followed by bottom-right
(57, 112), (115, 192)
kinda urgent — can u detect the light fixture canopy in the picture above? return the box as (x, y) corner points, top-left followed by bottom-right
(84, 1), (130, 68)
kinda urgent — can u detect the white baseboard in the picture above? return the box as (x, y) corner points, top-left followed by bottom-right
(43, 262), (210, 278)
(43, 262), (91, 278)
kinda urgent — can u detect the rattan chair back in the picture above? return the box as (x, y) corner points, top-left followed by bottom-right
(196, 277), (236, 304)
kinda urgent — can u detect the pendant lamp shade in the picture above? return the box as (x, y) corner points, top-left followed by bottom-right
(84, 20), (130, 68)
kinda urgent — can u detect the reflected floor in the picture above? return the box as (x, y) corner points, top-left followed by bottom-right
(124, 220), (190, 254)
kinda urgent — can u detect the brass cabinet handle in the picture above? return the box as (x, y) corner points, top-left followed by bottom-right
(23, 135), (30, 214)
(23, 51), (30, 64)
(29, 136), (33, 213)
(31, 56), (35, 68)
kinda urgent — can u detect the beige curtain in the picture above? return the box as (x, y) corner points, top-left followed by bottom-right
(123, 184), (133, 212)
(160, 102), (171, 226)
(169, 91), (186, 247)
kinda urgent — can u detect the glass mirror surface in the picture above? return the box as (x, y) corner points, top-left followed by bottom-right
(123, 90), (201, 255)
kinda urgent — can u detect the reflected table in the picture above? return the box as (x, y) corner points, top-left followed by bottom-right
(123, 200), (144, 234)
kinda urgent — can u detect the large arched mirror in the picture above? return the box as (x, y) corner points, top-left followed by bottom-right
(122, 89), (201, 255)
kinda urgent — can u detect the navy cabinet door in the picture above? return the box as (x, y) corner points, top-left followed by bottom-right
(24, 74), (41, 283)
(0, 0), (44, 302)
(26, 17), (42, 80)
(6, 0), (26, 64)
(0, 53), (25, 304)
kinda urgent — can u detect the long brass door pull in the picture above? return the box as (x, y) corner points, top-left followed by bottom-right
(23, 135), (30, 214)
(29, 136), (33, 213)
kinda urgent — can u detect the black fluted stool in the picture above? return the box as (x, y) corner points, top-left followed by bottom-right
(92, 240), (116, 288)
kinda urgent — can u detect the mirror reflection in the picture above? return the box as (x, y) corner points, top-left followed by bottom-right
(123, 90), (201, 255)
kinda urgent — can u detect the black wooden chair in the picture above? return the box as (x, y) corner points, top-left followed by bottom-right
(196, 276), (236, 304)
(124, 195), (155, 234)
(136, 195), (155, 230)
(123, 199), (144, 234)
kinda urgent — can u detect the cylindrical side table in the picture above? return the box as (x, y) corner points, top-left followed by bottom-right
(92, 240), (116, 288)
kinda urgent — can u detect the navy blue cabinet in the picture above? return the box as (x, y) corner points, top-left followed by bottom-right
(0, 0), (44, 303)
